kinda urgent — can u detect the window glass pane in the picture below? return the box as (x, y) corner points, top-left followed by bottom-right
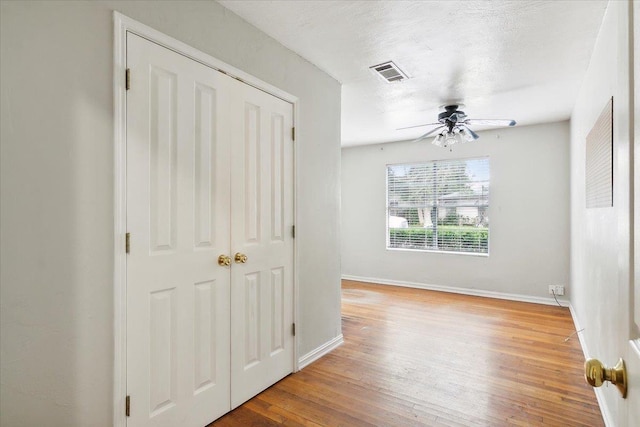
(387, 157), (489, 254)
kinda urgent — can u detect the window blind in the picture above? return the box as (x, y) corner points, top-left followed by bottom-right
(387, 157), (490, 254)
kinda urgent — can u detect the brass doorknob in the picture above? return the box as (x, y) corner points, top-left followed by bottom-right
(234, 252), (248, 264)
(218, 255), (231, 267)
(584, 358), (627, 398)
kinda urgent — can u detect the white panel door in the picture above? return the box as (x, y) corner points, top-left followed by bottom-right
(626, 2), (640, 425)
(126, 31), (295, 425)
(229, 80), (295, 408)
(126, 33), (233, 427)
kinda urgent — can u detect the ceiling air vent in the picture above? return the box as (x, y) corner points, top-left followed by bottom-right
(370, 61), (408, 83)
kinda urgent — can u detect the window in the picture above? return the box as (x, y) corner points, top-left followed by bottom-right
(387, 157), (489, 254)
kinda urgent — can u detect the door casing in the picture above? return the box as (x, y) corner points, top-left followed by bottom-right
(113, 12), (300, 427)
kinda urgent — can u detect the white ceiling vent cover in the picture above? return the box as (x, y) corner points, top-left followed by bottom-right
(370, 61), (408, 83)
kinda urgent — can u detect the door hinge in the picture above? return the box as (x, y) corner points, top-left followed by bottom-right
(291, 127), (295, 141)
(292, 225), (295, 238)
(125, 395), (130, 417)
(292, 323), (296, 336)
(125, 232), (130, 254)
(125, 68), (131, 90)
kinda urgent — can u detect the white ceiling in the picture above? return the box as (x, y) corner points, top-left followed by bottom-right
(218, 0), (607, 147)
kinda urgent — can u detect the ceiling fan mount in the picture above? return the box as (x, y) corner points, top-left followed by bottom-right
(438, 104), (467, 132)
(398, 104), (516, 148)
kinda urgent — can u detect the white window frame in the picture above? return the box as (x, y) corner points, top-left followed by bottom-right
(385, 157), (490, 256)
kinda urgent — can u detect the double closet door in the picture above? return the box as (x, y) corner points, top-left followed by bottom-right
(125, 33), (294, 427)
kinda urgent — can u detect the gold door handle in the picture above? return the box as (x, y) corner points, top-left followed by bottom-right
(217, 255), (231, 267)
(234, 252), (248, 264)
(584, 358), (627, 398)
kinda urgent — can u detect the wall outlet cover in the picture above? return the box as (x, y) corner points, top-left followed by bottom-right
(548, 285), (565, 296)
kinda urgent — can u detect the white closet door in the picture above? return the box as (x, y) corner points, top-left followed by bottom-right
(126, 33), (232, 427)
(229, 80), (295, 408)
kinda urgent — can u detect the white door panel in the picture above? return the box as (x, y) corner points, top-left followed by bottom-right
(627, 1), (640, 424)
(126, 33), (232, 427)
(621, 1), (640, 424)
(126, 32), (294, 426)
(230, 81), (294, 408)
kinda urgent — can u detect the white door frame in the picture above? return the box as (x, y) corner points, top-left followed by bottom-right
(113, 12), (299, 427)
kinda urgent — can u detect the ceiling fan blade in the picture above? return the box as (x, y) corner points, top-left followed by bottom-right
(465, 119), (516, 127)
(412, 125), (446, 143)
(396, 122), (441, 131)
(460, 125), (480, 141)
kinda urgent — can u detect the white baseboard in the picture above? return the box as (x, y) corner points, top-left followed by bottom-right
(568, 304), (615, 427)
(297, 334), (344, 370)
(341, 274), (570, 307)
(568, 303), (589, 357)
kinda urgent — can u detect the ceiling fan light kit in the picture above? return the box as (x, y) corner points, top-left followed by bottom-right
(401, 104), (517, 148)
(432, 126), (477, 148)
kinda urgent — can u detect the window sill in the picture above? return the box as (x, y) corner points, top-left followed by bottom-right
(386, 247), (490, 257)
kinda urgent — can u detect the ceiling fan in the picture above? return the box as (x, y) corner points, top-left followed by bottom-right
(398, 105), (516, 148)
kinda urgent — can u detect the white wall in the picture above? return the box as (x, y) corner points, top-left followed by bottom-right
(341, 122), (570, 299)
(0, 1), (341, 426)
(569, 1), (633, 424)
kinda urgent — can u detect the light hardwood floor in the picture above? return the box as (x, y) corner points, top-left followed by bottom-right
(211, 280), (604, 426)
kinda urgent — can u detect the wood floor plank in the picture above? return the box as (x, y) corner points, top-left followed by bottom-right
(211, 280), (603, 426)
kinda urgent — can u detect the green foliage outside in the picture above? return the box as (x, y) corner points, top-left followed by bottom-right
(389, 226), (488, 253)
(441, 210), (461, 226)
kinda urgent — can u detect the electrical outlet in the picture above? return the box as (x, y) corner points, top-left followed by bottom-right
(548, 285), (565, 296)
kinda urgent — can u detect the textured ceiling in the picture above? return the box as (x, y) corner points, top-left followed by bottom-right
(218, 0), (607, 146)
